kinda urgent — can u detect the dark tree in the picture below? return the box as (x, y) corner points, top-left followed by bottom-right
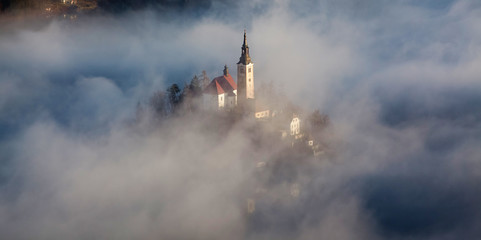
(189, 75), (202, 96)
(97, 0), (215, 13)
(167, 83), (181, 111)
(201, 70), (210, 89)
(8, 0), (41, 10)
(0, 0), (11, 11)
(149, 90), (167, 118)
(181, 83), (194, 113)
(308, 110), (330, 132)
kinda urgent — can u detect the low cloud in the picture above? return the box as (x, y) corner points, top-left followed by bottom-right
(1, 0), (481, 239)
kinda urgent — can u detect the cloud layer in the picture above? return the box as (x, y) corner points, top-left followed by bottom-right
(1, 0), (481, 239)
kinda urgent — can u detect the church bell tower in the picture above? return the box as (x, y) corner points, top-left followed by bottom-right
(237, 30), (254, 111)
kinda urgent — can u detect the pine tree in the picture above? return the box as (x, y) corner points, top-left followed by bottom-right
(190, 75), (202, 97)
(201, 70), (210, 89)
(149, 90), (167, 119)
(167, 84), (181, 112)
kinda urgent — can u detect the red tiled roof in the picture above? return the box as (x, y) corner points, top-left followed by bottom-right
(203, 73), (237, 95)
(215, 81), (224, 94)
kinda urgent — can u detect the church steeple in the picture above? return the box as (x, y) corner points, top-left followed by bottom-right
(238, 30), (252, 65)
(236, 30), (255, 111)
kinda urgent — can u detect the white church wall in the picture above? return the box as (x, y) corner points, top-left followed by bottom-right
(233, 90), (237, 106)
(218, 93), (226, 109)
(202, 92), (237, 111)
(226, 95), (236, 109)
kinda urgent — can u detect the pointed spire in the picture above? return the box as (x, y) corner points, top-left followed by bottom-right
(243, 29), (247, 48)
(223, 65), (229, 76)
(238, 30), (252, 65)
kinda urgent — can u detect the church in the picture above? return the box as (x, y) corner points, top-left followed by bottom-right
(203, 31), (255, 113)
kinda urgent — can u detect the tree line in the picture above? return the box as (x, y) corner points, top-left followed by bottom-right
(138, 71), (210, 121)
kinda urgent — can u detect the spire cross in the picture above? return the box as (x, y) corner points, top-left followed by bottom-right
(243, 29), (247, 47)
